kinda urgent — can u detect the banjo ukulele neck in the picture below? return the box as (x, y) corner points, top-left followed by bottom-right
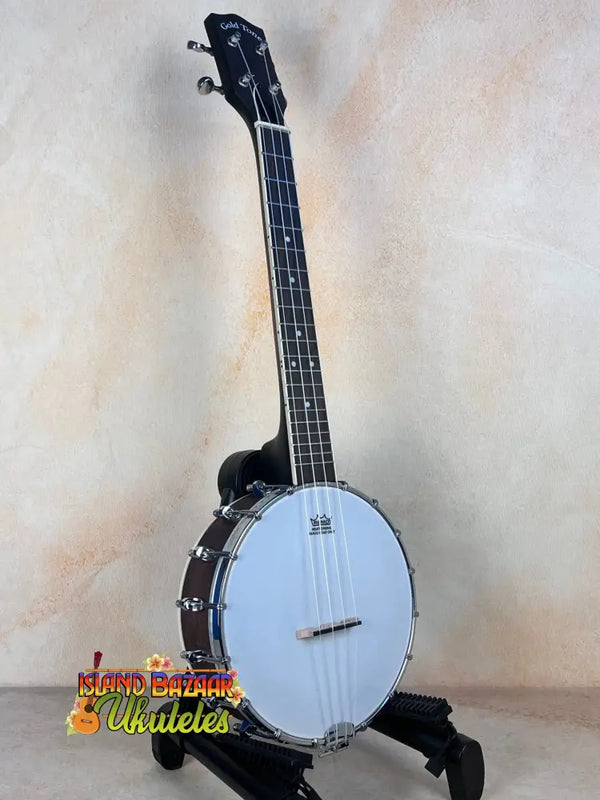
(253, 120), (335, 486)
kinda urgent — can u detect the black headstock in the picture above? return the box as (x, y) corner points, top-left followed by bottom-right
(189, 13), (287, 129)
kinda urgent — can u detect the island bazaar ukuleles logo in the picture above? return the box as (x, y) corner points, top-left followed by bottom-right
(65, 652), (245, 736)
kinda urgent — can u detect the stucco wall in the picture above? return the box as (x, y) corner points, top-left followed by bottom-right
(1, 0), (599, 686)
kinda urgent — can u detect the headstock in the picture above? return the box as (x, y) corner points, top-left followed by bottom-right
(188, 13), (287, 129)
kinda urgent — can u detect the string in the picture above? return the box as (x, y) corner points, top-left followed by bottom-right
(272, 126), (352, 745)
(261, 48), (357, 746)
(263, 57), (360, 741)
(260, 121), (344, 737)
(234, 37), (336, 739)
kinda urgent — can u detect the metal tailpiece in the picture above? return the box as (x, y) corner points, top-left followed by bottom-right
(320, 722), (355, 756)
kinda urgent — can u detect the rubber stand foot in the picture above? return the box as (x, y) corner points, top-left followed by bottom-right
(151, 703), (185, 771)
(445, 734), (485, 800)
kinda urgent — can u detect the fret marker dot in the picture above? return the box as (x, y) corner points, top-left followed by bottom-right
(309, 360), (315, 367)
(296, 330), (302, 336)
(285, 236), (291, 242)
(291, 361), (296, 367)
(305, 401), (311, 408)
(290, 276), (295, 283)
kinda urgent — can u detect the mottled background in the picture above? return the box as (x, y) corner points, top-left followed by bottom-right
(1, 0), (599, 687)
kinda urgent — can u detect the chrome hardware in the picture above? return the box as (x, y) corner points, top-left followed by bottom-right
(197, 76), (224, 96)
(269, 81), (281, 96)
(246, 480), (292, 498)
(414, 611), (420, 619)
(406, 654), (414, 661)
(321, 722), (355, 755)
(176, 597), (226, 612)
(238, 73), (253, 88)
(228, 32), (242, 46)
(188, 545), (237, 562)
(180, 649), (229, 667)
(213, 505), (262, 521)
(371, 497), (379, 507)
(187, 40), (213, 56)
(338, 480), (348, 490)
(409, 567), (415, 576)
(256, 40), (268, 55)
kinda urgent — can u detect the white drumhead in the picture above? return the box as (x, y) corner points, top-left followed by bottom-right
(216, 485), (414, 743)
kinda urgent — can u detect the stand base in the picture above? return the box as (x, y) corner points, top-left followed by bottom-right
(369, 692), (485, 800)
(151, 692), (484, 800)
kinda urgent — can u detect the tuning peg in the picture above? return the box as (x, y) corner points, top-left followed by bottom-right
(197, 76), (224, 96)
(187, 40), (213, 56)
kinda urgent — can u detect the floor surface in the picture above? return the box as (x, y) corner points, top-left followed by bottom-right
(0, 687), (598, 799)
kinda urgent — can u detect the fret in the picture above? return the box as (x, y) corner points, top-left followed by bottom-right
(279, 311), (314, 329)
(281, 341), (319, 358)
(294, 451), (334, 463)
(267, 203), (299, 230)
(270, 227), (305, 250)
(295, 458), (335, 467)
(273, 263), (308, 273)
(267, 200), (300, 212)
(260, 126), (292, 157)
(281, 322), (316, 340)
(265, 175), (296, 183)
(289, 424), (331, 434)
(279, 304), (314, 312)
(291, 425), (332, 439)
(291, 430), (331, 440)
(270, 224), (303, 233)
(262, 150), (293, 159)
(273, 247), (306, 261)
(276, 287), (312, 308)
(263, 153), (293, 173)
(288, 406), (328, 416)
(292, 445), (333, 458)
(291, 432), (331, 444)
(275, 278), (310, 297)
(297, 463), (336, 484)
(265, 178), (298, 207)
(291, 430), (332, 451)
(273, 269), (310, 289)
(289, 416), (330, 427)
(288, 401), (327, 414)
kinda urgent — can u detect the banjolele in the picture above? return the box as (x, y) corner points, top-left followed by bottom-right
(179, 13), (416, 754)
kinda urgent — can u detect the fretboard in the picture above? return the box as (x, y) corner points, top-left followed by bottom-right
(255, 122), (335, 486)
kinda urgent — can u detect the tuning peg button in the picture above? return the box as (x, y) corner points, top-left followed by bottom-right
(197, 76), (224, 96)
(187, 40), (213, 56)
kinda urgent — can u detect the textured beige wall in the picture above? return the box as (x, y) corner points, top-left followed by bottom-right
(1, 0), (599, 687)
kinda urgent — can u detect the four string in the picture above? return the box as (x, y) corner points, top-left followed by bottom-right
(236, 35), (359, 747)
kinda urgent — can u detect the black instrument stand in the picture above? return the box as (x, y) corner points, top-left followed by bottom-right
(152, 691), (484, 800)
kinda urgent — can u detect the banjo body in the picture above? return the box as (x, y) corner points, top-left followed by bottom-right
(180, 484), (415, 748)
(179, 13), (417, 754)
